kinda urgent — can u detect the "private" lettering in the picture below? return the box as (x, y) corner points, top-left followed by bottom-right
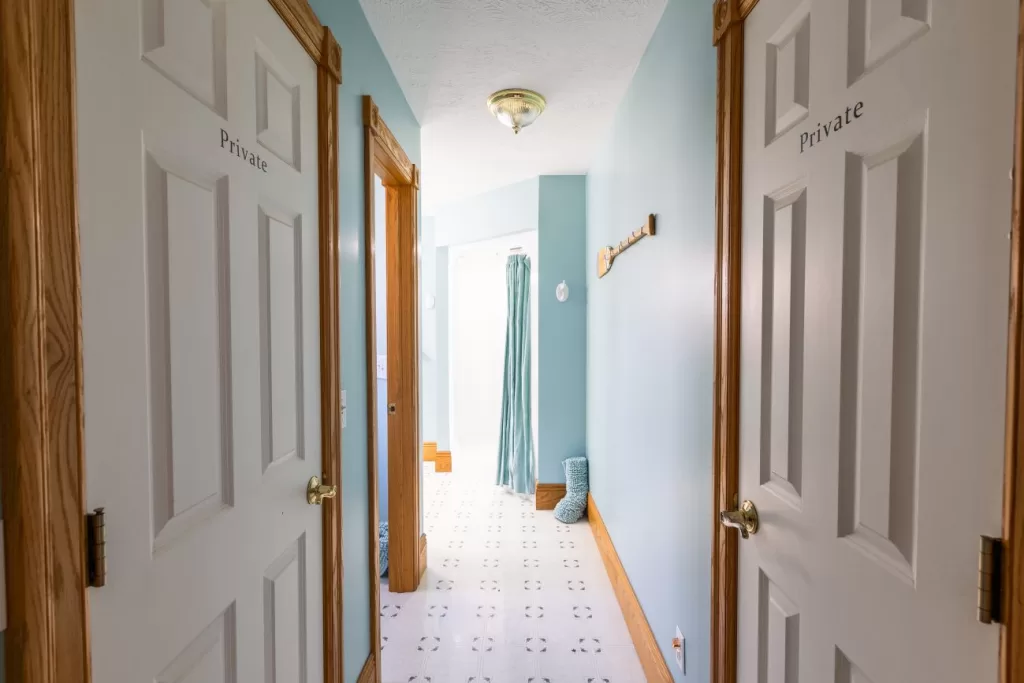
(799, 101), (863, 153)
(220, 128), (269, 172)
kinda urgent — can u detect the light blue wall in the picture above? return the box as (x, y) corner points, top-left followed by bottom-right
(375, 179), (388, 526)
(537, 176), (587, 484)
(586, 0), (717, 680)
(434, 178), (539, 247)
(307, 1), (421, 680)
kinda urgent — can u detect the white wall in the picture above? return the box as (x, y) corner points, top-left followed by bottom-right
(420, 217), (437, 443)
(449, 231), (539, 482)
(374, 177), (389, 523)
(436, 246), (451, 451)
(431, 179), (541, 454)
(434, 178), (539, 247)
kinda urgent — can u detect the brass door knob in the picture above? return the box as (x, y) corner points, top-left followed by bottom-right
(719, 499), (759, 539)
(307, 476), (338, 505)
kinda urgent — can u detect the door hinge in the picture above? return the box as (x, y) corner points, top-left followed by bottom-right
(86, 508), (107, 588)
(978, 535), (1003, 624)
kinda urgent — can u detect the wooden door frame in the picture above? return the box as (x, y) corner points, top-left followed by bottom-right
(362, 94), (421, 680)
(0, 1), (344, 681)
(709, 1), (1024, 681)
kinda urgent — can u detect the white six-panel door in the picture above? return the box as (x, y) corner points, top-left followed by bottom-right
(738, 0), (1017, 681)
(76, 0), (323, 680)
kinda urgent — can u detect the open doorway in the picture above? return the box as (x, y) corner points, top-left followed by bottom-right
(362, 95), (422, 678)
(448, 231), (539, 486)
(372, 172), (391, 543)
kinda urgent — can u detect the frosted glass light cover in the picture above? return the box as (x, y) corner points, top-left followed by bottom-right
(487, 89), (546, 135)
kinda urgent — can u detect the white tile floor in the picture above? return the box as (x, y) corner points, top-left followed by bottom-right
(379, 465), (645, 683)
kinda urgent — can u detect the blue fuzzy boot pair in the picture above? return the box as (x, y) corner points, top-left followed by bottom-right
(554, 456), (589, 523)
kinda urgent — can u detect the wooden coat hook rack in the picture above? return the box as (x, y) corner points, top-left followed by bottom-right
(597, 214), (656, 278)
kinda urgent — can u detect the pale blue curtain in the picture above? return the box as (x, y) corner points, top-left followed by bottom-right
(495, 254), (535, 494)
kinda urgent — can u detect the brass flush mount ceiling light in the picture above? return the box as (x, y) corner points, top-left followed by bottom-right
(487, 89), (547, 134)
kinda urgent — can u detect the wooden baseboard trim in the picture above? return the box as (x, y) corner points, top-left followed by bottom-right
(535, 482), (567, 510)
(588, 493), (674, 682)
(423, 441), (437, 462)
(419, 533), (428, 577)
(356, 651), (376, 683)
(435, 451), (451, 472)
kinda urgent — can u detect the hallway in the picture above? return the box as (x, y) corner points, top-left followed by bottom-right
(7, 0), (1020, 680)
(379, 466), (644, 682)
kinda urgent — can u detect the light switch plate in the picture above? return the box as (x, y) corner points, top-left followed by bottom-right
(377, 354), (387, 380)
(675, 626), (685, 673)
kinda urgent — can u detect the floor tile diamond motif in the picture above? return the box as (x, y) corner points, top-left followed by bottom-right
(379, 465), (645, 683)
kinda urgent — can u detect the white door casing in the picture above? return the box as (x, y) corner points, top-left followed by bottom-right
(738, 1), (1017, 681)
(77, 1), (323, 681)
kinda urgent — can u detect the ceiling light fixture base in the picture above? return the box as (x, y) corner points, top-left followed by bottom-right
(487, 88), (547, 134)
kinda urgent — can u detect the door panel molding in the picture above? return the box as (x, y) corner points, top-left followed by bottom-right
(363, 94), (420, 683)
(709, 1), (1024, 682)
(268, 0), (328, 67)
(0, 1), (343, 681)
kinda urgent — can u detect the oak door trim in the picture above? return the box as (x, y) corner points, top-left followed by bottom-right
(710, 1), (1024, 682)
(535, 483), (567, 511)
(1003, 4), (1024, 682)
(268, 0), (334, 71)
(311, 24), (344, 683)
(362, 118), (382, 683)
(363, 94), (421, 683)
(710, 2), (749, 682)
(385, 176), (422, 592)
(274, 10), (344, 683)
(0, 2), (344, 682)
(0, 0), (90, 680)
(363, 96), (415, 185)
(356, 653), (376, 683)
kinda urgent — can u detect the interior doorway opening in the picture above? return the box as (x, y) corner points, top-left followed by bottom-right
(373, 175), (391, 532)
(362, 94), (423, 679)
(448, 231), (539, 486)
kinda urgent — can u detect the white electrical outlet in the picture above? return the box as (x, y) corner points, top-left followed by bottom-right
(674, 626), (685, 673)
(377, 354), (387, 380)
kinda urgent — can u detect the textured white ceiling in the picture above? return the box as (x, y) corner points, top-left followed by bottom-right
(359, 0), (668, 212)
